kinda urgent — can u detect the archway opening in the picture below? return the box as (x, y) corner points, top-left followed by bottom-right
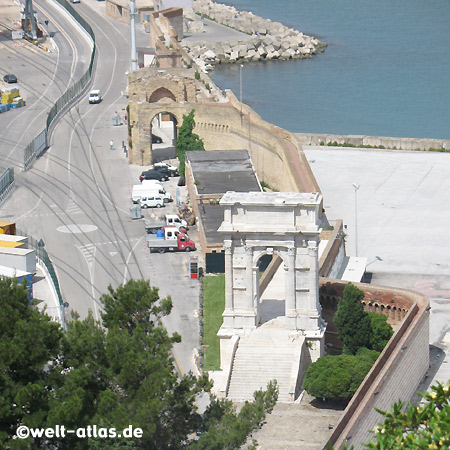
(257, 254), (286, 325)
(148, 87), (176, 103)
(150, 112), (178, 162)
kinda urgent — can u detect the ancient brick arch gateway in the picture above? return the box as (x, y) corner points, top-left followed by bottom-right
(127, 68), (320, 193)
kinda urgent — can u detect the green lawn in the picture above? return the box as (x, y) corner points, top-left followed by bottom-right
(202, 274), (225, 371)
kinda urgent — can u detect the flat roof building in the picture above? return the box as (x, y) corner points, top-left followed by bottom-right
(185, 150), (261, 271)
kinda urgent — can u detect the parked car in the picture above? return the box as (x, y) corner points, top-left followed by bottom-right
(153, 162), (179, 177)
(152, 134), (162, 144)
(3, 74), (17, 84)
(139, 170), (167, 182)
(151, 165), (173, 179)
(139, 195), (164, 209)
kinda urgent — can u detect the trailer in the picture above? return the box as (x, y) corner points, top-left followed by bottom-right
(0, 247), (36, 274)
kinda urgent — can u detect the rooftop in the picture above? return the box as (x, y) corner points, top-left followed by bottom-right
(186, 150), (261, 195)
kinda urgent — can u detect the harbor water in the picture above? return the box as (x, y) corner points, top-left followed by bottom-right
(211, 0), (450, 139)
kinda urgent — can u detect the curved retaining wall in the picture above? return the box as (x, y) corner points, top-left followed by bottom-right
(319, 279), (430, 450)
(294, 132), (450, 152)
(194, 91), (321, 194)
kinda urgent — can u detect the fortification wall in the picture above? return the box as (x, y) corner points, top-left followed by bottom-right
(193, 93), (320, 194)
(295, 132), (450, 152)
(319, 279), (430, 450)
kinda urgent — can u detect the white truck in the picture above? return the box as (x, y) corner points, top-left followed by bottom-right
(131, 184), (172, 203)
(145, 214), (188, 233)
(146, 226), (195, 253)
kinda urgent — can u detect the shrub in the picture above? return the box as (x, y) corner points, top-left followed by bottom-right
(304, 349), (379, 401)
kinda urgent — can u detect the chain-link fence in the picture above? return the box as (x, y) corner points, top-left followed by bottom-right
(0, 167), (15, 204)
(23, 0), (96, 170)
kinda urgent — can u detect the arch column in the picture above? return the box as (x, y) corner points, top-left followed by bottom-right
(222, 240), (234, 329)
(285, 247), (297, 329)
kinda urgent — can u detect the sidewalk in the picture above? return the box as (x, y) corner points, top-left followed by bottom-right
(34, 263), (65, 328)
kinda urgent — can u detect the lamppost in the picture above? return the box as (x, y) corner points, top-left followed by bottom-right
(239, 64), (243, 104)
(239, 64), (243, 122)
(130, 0), (138, 71)
(352, 183), (360, 256)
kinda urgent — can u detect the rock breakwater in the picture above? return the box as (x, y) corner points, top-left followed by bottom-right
(184, 0), (326, 71)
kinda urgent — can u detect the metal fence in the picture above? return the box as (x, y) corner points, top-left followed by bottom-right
(17, 228), (66, 329)
(23, 0), (96, 170)
(0, 167), (15, 204)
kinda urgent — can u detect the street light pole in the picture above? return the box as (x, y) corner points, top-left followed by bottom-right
(352, 183), (360, 256)
(239, 64), (243, 123)
(239, 64), (243, 104)
(130, 0), (138, 71)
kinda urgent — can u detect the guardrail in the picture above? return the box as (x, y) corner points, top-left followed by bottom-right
(0, 167), (15, 204)
(17, 228), (66, 329)
(23, 0), (96, 170)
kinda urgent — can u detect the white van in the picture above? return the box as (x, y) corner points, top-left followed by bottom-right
(88, 90), (101, 104)
(132, 184), (172, 203)
(141, 179), (164, 189)
(139, 195), (164, 209)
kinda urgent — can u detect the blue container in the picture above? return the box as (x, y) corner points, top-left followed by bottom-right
(156, 230), (164, 238)
(0, 104), (10, 113)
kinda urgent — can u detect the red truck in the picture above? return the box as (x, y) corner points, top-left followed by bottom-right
(146, 226), (195, 253)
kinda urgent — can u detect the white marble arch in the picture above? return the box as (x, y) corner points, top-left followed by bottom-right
(217, 191), (327, 365)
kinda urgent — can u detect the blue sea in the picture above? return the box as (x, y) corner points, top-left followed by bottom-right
(211, 0), (450, 139)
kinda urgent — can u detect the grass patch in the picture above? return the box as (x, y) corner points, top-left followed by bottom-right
(202, 274), (225, 371)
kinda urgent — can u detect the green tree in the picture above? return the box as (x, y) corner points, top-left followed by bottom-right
(334, 284), (371, 354)
(1, 278), (278, 449)
(364, 381), (450, 449)
(368, 312), (393, 352)
(192, 381), (278, 449)
(303, 349), (379, 401)
(176, 109), (205, 175)
(0, 278), (62, 449)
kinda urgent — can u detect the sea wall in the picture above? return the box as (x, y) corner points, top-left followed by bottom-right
(294, 132), (450, 152)
(184, 0), (326, 70)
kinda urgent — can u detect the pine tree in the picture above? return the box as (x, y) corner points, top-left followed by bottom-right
(334, 284), (371, 354)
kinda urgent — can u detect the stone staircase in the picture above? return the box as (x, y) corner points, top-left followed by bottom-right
(227, 319), (304, 402)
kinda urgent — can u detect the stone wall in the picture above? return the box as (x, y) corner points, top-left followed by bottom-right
(149, 11), (184, 68)
(295, 132), (450, 152)
(319, 279), (430, 450)
(318, 220), (345, 278)
(185, 0), (326, 69)
(128, 69), (321, 193)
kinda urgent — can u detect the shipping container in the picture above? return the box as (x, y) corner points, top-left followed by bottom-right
(0, 221), (16, 235)
(0, 234), (27, 247)
(0, 247), (36, 274)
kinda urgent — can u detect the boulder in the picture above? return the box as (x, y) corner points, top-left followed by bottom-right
(271, 38), (281, 51)
(229, 50), (238, 61)
(280, 41), (290, 51)
(263, 35), (274, 46)
(257, 46), (267, 56)
(265, 44), (275, 54)
(203, 49), (216, 60)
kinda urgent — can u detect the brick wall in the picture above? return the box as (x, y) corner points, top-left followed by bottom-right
(320, 279), (430, 450)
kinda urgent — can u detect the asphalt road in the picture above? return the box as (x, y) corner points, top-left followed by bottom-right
(1, 0), (200, 373)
